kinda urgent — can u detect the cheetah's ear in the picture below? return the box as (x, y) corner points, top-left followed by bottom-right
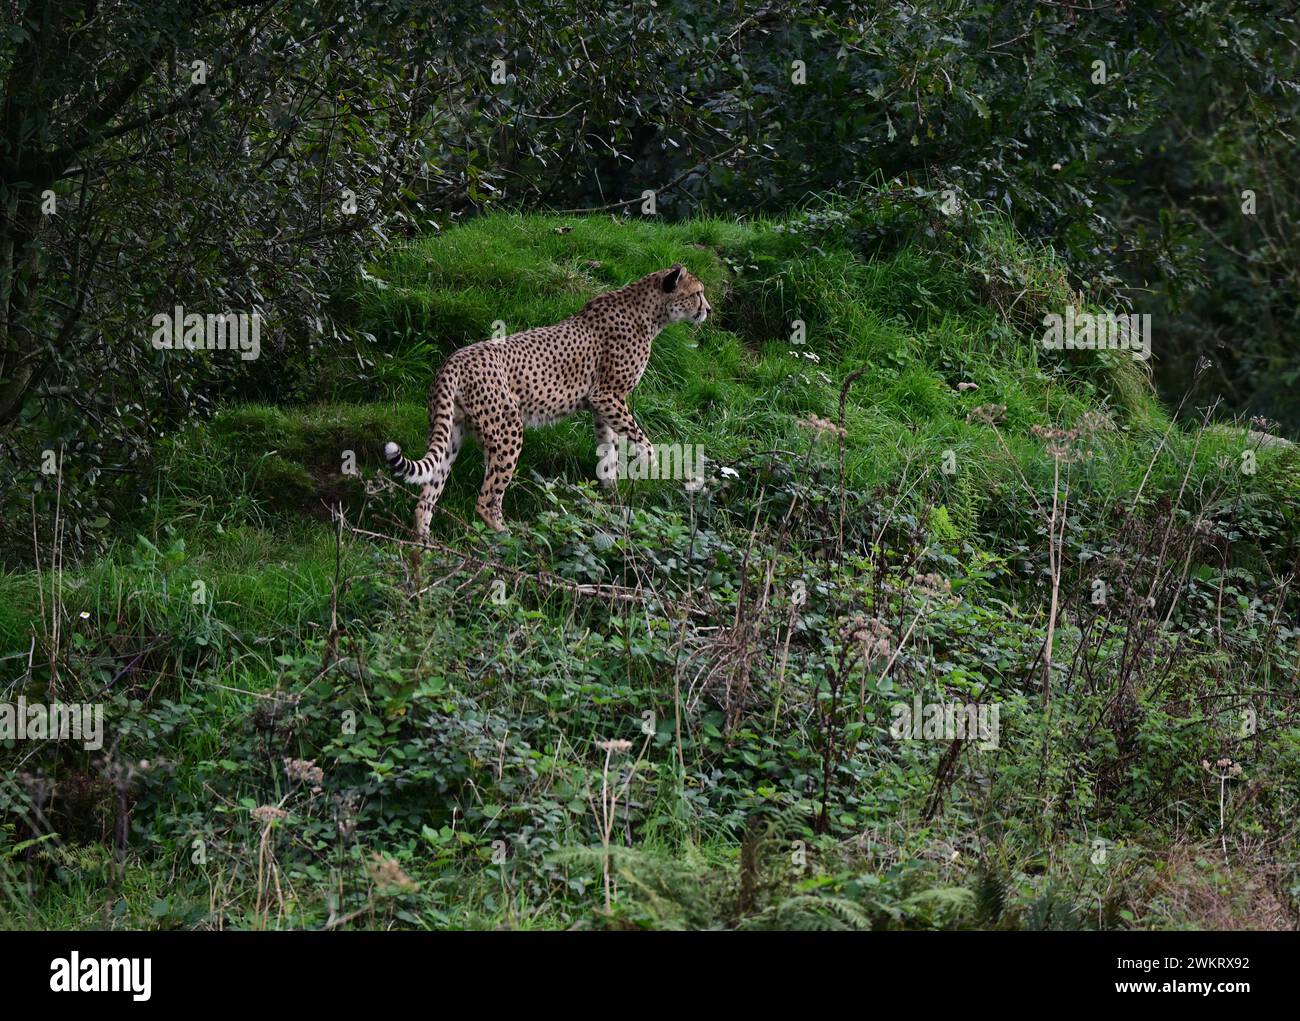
(661, 264), (684, 293)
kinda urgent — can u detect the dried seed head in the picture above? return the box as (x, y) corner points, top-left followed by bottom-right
(967, 403), (1006, 426)
(798, 414), (847, 440)
(367, 853), (419, 892)
(284, 757), (325, 793)
(911, 573), (952, 599)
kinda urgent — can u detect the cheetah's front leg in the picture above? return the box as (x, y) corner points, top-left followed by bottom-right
(588, 391), (652, 466)
(593, 411), (618, 488)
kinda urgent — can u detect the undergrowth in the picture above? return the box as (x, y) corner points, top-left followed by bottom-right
(3, 194), (1298, 930)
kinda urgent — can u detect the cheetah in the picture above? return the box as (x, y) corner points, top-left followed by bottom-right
(384, 263), (710, 538)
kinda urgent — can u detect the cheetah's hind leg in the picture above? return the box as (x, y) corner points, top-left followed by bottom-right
(398, 415), (465, 576)
(473, 417), (522, 533)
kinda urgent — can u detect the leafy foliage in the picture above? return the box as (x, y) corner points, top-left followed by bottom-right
(3, 213), (1298, 930)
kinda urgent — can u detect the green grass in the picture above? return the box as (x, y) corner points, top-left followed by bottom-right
(133, 206), (1295, 545)
(0, 522), (395, 658)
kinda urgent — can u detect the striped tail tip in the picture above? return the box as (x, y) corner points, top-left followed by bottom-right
(384, 441), (414, 482)
(385, 441), (436, 485)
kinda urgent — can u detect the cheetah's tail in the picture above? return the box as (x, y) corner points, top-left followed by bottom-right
(384, 366), (459, 487)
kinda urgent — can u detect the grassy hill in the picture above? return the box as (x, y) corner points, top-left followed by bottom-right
(3, 198), (1298, 929)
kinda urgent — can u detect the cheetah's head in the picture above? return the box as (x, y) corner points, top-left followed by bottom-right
(659, 264), (711, 324)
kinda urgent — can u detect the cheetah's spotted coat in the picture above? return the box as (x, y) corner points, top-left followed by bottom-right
(385, 264), (710, 537)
